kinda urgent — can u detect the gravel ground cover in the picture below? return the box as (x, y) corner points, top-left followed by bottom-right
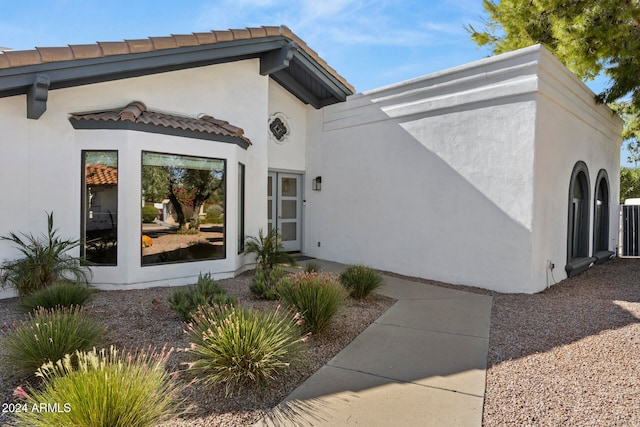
(483, 257), (640, 426)
(2, 258), (639, 426)
(0, 270), (394, 426)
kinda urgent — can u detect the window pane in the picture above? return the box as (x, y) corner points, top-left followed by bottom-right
(281, 177), (297, 197)
(282, 200), (297, 219)
(141, 151), (225, 265)
(82, 151), (118, 265)
(281, 222), (296, 241)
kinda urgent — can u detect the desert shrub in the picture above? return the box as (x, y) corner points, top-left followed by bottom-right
(278, 272), (347, 334)
(2, 306), (104, 373)
(20, 281), (93, 312)
(186, 305), (305, 395)
(0, 212), (91, 296)
(176, 226), (199, 235)
(168, 273), (237, 321)
(340, 265), (384, 299)
(11, 346), (184, 427)
(249, 264), (285, 300)
(303, 261), (322, 273)
(141, 205), (158, 223)
(204, 204), (224, 223)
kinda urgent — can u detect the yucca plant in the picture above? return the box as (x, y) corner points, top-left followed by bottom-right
(20, 281), (93, 312)
(168, 272), (237, 321)
(340, 265), (384, 299)
(278, 272), (347, 334)
(2, 306), (104, 373)
(185, 305), (305, 395)
(0, 212), (91, 296)
(10, 346), (184, 427)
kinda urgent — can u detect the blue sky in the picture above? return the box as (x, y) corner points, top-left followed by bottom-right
(0, 0), (495, 92)
(0, 0), (628, 164)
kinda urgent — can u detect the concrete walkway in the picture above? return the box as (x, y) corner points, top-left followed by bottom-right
(256, 260), (493, 427)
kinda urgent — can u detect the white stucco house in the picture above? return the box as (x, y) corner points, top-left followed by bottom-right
(0, 26), (622, 296)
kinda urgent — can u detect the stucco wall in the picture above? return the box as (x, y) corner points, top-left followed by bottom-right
(0, 59), (270, 294)
(267, 79), (309, 172)
(306, 47), (545, 293)
(531, 49), (623, 291)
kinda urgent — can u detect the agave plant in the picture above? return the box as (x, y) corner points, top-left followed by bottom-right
(0, 212), (91, 296)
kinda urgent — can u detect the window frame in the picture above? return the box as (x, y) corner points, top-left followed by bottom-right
(593, 169), (612, 261)
(80, 150), (119, 266)
(565, 161), (594, 277)
(238, 162), (245, 254)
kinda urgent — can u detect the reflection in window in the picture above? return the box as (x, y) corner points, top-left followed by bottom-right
(82, 151), (118, 265)
(141, 151), (225, 265)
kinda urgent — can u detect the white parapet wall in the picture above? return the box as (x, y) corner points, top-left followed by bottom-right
(305, 45), (622, 293)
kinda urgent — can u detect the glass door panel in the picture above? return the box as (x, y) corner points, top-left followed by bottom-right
(268, 172), (302, 252)
(278, 173), (301, 251)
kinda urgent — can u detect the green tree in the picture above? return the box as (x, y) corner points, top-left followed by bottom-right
(468, 0), (640, 149)
(620, 167), (640, 203)
(611, 101), (640, 166)
(142, 164), (224, 228)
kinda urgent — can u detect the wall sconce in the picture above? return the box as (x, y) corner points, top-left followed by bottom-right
(312, 176), (322, 191)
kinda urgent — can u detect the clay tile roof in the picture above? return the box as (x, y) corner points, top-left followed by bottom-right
(70, 101), (252, 145)
(86, 164), (117, 186)
(0, 25), (354, 93)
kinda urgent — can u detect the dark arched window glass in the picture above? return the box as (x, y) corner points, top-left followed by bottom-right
(593, 170), (611, 260)
(566, 161), (592, 277)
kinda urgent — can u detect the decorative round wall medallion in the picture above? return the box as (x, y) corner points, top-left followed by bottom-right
(268, 113), (291, 145)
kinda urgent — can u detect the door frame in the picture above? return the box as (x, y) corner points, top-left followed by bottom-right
(268, 169), (304, 252)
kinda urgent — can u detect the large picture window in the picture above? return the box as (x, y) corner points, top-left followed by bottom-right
(141, 151), (225, 265)
(82, 151), (118, 265)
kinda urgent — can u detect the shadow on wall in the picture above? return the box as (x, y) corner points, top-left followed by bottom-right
(308, 96), (536, 293)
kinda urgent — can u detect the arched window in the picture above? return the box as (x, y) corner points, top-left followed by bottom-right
(593, 169), (613, 262)
(566, 161), (594, 277)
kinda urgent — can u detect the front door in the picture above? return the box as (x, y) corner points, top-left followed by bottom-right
(268, 172), (302, 252)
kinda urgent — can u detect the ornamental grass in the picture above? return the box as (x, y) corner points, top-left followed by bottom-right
(185, 305), (305, 396)
(277, 272), (347, 334)
(10, 346), (184, 427)
(2, 306), (104, 374)
(20, 281), (93, 312)
(339, 265), (384, 299)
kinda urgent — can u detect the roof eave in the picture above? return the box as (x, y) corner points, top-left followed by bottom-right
(0, 34), (354, 117)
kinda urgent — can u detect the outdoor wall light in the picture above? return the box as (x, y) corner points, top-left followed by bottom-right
(312, 176), (322, 191)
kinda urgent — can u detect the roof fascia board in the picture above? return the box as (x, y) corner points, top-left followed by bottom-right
(0, 37), (287, 96)
(69, 119), (251, 149)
